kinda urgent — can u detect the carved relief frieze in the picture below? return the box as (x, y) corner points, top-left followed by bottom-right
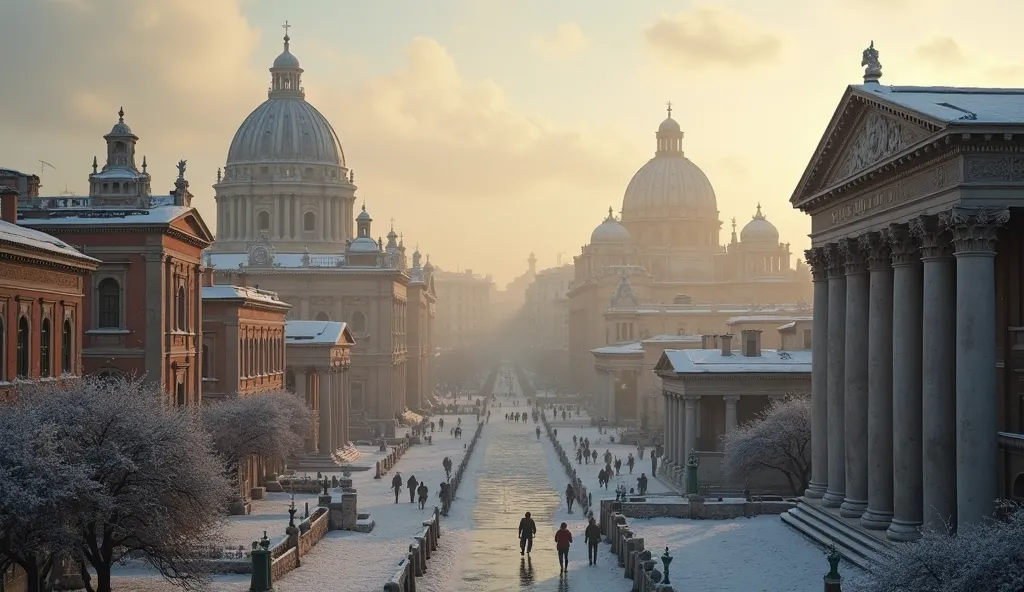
(964, 156), (1024, 183)
(821, 159), (961, 229)
(0, 264), (80, 289)
(828, 109), (928, 184)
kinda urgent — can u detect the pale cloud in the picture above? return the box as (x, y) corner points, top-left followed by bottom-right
(644, 6), (782, 69)
(529, 23), (589, 59)
(915, 36), (967, 66)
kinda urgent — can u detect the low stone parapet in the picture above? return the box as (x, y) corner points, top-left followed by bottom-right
(598, 496), (795, 521)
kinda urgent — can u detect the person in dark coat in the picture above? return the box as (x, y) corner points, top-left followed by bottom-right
(554, 522), (573, 573)
(518, 511), (537, 555)
(565, 482), (575, 513)
(417, 483), (429, 509)
(391, 473), (403, 503)
(407, 475), (418, 503)
(637, 473), (648, 496)
(597, 468), (607, 488)
(584, 517), (601, 565)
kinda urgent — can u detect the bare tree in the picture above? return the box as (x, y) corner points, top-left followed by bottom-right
(7, 377), (233, 592)
(720, 393), (811, 495)
(852, 502), (1024, 592)
(201, 389), (312, 474)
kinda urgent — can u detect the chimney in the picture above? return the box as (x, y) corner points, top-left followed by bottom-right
(701, 335), (708, 349)
(741, 329), (763, 357)
(202, 266), (215, 287)
(720, 334), (733, 357)
(0, 185), (19, 224)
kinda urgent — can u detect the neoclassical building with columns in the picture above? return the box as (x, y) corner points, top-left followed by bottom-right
(781, 43), (1024, 558)
(207, 29), (436, 437)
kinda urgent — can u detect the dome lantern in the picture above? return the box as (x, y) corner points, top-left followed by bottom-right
(656, 101), (683, 156)
(740, 203), (780, 244)
(270, 21), (304, 99)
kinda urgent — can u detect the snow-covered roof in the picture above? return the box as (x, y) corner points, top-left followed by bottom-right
(18, 195), (191, 226)
(642, 334), (703, 343)
(609, 303), (811, 317)
(285, 320), (354, 346)
(725, 315), (806, 325)
(201, 285), (289, 307)
(591, 341), (644, 356)
(856, 84), (1024, 124)
(777, 318), (812, 331)
(0, 219), (100, 265)
(658, 348), (811, 374)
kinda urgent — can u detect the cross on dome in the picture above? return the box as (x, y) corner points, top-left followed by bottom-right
(754, 202), (764, 219)
(666, 101), (673, 119)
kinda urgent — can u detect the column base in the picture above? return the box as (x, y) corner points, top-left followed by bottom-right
(886, 519), (922, 542)
(821, 490), (845, 508)
(860, 508), (893, 530)
(840, 498), (867, 518)
(805, 481), (827, 499)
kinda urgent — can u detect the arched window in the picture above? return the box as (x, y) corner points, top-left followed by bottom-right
(40, 318), (51, 378)
(16, 317), (30, 378)
(201, 344), (210, 378)
(176, 286), (186, 331)
(351, 311), (366, 333)
(315, 311), (330, 321)
(97, 278), (121, 328)
(61, 319), (72, 374)
(303, 211), (316, 232)
(257, 211), (270, 233)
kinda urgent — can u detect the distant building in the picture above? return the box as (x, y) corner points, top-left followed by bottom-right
(17, 110), (214, 404)
(0, 185), (99, 395)
(208, 30), (434, 437)
(569, 108), (812, 403)
(432, 267), (494, 349)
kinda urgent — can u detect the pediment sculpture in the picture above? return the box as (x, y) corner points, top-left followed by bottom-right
(828, 109), (926, 184)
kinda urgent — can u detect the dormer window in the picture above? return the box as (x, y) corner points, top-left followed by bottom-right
(112, 182), (120, 193)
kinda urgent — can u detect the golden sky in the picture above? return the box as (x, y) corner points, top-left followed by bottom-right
(2, 0), (1023, 284)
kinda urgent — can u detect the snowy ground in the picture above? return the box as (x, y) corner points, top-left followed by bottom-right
(108, 413), (483, 592)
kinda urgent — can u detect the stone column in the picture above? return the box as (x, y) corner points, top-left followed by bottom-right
(805, 247), (829, 499)
(839, 238), (870, 518)
(942, 206), (1009, 528)
(662, 392), (672, 465)
(910, 216), (958, 531)
(859, 233), (894, 529)
(246, 198), (254, 240)
(340, 370), (350, 447)
(675, 393), (685, 464)
(318, 370), (333, 455)
(723, 395), (739, 434)
(331, 368), (342, 452)
(607, 371), (617, 423)
(823, 243), (847, 508)
(684, 395), (699, 457)
(885, 224), (924, 542)
(295, 368), (313, 453)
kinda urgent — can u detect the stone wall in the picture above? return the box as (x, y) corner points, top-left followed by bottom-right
(380, 409), (488, 592)
(540, 411), (592, 516)
(602, 498), (795, 520)
(593, 504), (676, 592)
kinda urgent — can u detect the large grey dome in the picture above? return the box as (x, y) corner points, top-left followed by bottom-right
(226, 99), (346, 167)
(621, 110), (717, 222)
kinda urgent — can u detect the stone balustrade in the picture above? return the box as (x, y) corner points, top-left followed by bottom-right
(540, 412), (591, 516)
(598, 505), (675, 592)
(380, 415), (487, 591)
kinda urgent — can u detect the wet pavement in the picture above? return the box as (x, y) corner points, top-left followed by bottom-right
(451, 386), (571, 591)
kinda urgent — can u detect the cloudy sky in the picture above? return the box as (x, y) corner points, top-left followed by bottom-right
(2, 0), (1022, 284)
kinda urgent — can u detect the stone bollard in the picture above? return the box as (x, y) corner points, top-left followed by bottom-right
(619, 529), (633, 567)
(416, 533), (429, 560)
(374, 461), (382, 479)
(823, 547), (843, 592)
(249, 534), (272, 592)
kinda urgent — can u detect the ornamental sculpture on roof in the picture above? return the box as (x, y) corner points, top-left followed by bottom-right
(862, 41), (882, 83)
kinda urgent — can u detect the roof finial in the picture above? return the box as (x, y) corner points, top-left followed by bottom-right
(282, 21), (291, 49)
(731, 216), (737, 231)
(755, 202), (763, 218)
(608, 206), (614, 221)
(118, 106), (124, 122)
(666, 101), (673, 119)
(862, 40), (882, 84)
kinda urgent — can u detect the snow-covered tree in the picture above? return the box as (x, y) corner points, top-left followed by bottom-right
(853, 502), (1024, 592)
(0, 403), (93, 592)
(720, 393), (811, 495)
(5, 377), (232, 592)
(201, 389), (312, 471)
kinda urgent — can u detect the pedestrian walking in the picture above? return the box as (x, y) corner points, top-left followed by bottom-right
(584, 517), (601, 565)
(518, 511), (537, 555)
(565, 482), (575, 513)
(554, 522), (573, 573)
(536, 426), (541, 440)
(407, 474), (418, 503)
(637, 473), (648, 495)
(391, 473), (403, 504)
(417, 483), (429, 509)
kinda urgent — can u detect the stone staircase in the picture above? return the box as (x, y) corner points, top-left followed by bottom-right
(781, 498), (896, 570)
(289, 445), (365, 471)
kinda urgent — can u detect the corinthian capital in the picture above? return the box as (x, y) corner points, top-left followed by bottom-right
(823, 243), (845, 280)
(939, 207), (1010, 255)
(857, 232), (891, 271)
(804, 247), (829, 282)
(881, 224), (919, 267)
(837, 237), (867, 275)
(908, 215), (953, 260)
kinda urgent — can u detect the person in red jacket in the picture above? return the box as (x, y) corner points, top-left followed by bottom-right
(554, 522), (573, 573)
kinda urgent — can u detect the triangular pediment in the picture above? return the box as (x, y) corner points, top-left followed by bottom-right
(170, 209), (214, 245)
(791, 87), (945, 206)
(654, 351), (676, 373)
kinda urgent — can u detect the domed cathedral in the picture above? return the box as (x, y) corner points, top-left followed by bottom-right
(210, 27), (354, 254)
(206, 26), (436, 441)
(567, 105), (812, 412)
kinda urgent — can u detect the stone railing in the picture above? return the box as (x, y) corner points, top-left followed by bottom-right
(374, 439), (412, 479)
(605, 497), (795, 520)
(540, 412), (592, 516)
(599, 503), (676, 592)
(381, 417), (487, 591)
(267, 506), (331, 582)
